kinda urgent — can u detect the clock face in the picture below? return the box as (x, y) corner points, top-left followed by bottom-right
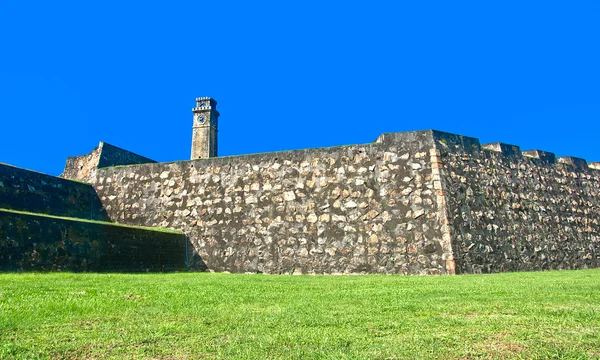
(197, 115), (206, 123)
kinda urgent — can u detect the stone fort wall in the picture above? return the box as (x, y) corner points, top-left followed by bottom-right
(435, 134), (600, 273)
(0, 209), (187, 272)
(93, 131), (454, 275)
(0, 163), (108, 221)
(90, 130), (600, 274)
(0, 163), (187, 272)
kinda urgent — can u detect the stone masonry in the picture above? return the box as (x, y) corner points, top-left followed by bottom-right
(439, 135), (600, 273)
(191, 97), (219, 160)
(0, 209), (187, 272)
(94, 131), (451, 274)
(0, 163), (186, 272)
(61, 141), (156, 183)
(0, 162), (107, 221)
(47, 98), (600, 275)
(73, 130), (600, 275)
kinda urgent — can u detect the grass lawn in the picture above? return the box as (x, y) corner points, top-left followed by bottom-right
(1, 270), (599, 359)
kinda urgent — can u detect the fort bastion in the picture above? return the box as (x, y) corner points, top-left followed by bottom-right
(2, 97), (599, 274)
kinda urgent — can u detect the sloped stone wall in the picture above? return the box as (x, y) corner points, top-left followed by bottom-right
(61, 142), (156, 183)
(94, 131), (454, 275)
(0, 209), (187, 272)
(60, 143), (103, 183)
(435, 135), (600, 273)
(0, 163), (108, 221)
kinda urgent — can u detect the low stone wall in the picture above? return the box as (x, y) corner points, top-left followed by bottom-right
(94, 131), (454, 275)
(0, 209), (187, 272)
(0, 163), (108, 221)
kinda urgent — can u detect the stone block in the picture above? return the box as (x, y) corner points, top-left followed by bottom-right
(522, 150), (557, 164)
(557, 156), (588, 170)
(587, 162), (600, 170)
(482, 142), (522, 157)
(432, 130), (482, 154)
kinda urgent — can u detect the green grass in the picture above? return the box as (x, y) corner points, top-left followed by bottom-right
(0, 208), (183, 234)
(1, 270), (599, 359)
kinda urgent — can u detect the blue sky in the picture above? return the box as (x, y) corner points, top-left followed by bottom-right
(1, 1), (599, 176)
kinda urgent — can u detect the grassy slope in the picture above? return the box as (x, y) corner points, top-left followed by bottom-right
(0, 270), (599, 359)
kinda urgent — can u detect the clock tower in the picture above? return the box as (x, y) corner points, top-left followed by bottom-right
(191, 97), (219, 160)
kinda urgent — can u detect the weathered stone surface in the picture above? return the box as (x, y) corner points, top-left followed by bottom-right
(7, 128), (600, 276)
(94, 131), (450, 275)
(434, 130), (600, 273)
(0, 209), (187, 272)
(61, 141), (156, 183)
(93, 130), (600, 275)
(191, 97), (219, 160)
(0, 163), (108, 221)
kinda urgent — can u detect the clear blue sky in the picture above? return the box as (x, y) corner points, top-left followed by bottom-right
(1, 1), (599, 176)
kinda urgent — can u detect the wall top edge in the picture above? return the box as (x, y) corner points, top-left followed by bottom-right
(98, 141), (157, 165)
(557, 156), (589, 170)
(428, 132), (597, 171)
(482, 142), (522, 156)
(63, 141), (104, 162)
(0, 162), (93, 186)
(85, 129), (597, 174)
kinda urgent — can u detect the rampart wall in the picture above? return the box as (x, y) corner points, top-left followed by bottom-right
(91, 130), (600, 275)
(94, 131), (454, 275)
(0, 163), (108, 221)
(0, 209), (187, 272)
(435, 135), (600, 273)
(5, 129), (597, 275)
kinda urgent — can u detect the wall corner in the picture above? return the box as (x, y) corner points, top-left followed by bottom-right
(429, 144), (456, 275)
